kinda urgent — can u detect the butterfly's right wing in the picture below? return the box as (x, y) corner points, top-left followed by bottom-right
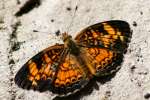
(75, 20), (132, 76)
(81, 47), (123, 76)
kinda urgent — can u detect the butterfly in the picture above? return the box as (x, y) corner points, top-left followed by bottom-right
(15, 20), (132, 97)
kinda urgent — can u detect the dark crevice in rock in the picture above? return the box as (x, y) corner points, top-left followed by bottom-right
(16, 0), (21, 4)
(140, 11), (143, 15)
(51, 19), (55, 22)
(15, 0), (41, 17)
(55, 30), (60, 36)
(130, 65), (136, 73)
(144, 93), (150, 99)
(133, 21), (137, 27)
(8, 21), (21, 100)
(66, 7), (72, 11)
(9, 21), (21, 52)
(75, 6), (78, 11)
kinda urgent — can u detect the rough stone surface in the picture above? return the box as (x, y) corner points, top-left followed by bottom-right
(0, 0), (150, 100)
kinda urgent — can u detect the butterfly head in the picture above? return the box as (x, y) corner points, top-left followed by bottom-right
(62, 32), (73, 48)
(62, 32), (72, 42)
(62, 32), (80, 55)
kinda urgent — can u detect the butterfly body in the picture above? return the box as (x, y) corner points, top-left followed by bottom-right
(15, 20), (132, 96)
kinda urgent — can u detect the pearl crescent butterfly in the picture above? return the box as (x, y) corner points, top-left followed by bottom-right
(15, 20), (132, 96)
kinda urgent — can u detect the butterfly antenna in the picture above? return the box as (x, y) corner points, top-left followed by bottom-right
(66, 0), (80, 33)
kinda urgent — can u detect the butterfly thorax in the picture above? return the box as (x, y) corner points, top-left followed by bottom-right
(62, 32), (80, 55)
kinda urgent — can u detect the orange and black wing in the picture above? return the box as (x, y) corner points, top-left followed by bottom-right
(75, 20), (132, 53)
(82, 47), (123, 76)
(15, 44), (65, 92)
(51, 53), (91, 96)
(75, 20), (132, 76)
(15, 44), (91, 96)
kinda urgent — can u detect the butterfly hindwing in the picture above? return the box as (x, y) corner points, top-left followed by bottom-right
(83, 47), (123, 76)
(51, 53), (91, 96)
(75, 20), (132, 53)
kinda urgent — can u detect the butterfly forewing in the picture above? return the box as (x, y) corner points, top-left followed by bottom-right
(15, 44), (64, 92)
(75, 20), (132, 53)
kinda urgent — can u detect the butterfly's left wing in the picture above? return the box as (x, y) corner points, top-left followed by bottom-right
(15, 44), (91, 96)
(75, 20), (132, 53)
(15, 44), (65, 92)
